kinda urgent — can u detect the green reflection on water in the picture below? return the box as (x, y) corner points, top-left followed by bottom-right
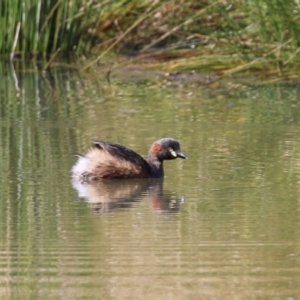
(0, 62), (300, 299)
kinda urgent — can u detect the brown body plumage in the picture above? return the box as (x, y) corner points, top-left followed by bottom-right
(72, 138), (186, 181)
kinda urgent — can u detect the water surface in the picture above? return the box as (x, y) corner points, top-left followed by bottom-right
(0, 62), (300, 299)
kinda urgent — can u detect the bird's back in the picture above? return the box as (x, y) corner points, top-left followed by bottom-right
(72, 140), (152, 180)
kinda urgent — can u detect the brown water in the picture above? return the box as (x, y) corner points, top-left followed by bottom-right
(0, 62), (300, 299)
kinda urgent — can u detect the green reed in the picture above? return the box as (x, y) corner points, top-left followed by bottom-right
(0, 0), (133, 58)
(1, 0), (300, 76)
(0, 0), (150, 60)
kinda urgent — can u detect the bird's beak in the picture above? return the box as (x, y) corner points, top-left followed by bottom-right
(177, 151), (187, 159)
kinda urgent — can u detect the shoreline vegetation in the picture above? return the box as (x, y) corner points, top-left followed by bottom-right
(1, 0), (300, 83)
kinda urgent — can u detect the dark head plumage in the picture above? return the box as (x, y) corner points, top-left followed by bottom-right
(149, 138), (187, 161)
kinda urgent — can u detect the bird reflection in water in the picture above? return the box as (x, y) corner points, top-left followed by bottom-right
(72, 179), (185, 214)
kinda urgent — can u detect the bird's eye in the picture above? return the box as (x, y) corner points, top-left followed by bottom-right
(169, 148), (177, 157)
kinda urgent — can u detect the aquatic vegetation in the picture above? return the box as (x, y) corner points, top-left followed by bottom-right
(1, 0), (300, 78)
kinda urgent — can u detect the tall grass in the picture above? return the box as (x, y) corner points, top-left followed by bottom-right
(0, 0), (88, 57)
(0, 0), (142, 58)
(1, 0), (300, 76)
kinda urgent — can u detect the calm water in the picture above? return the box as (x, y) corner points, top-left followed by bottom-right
(1, 62), (300, 299)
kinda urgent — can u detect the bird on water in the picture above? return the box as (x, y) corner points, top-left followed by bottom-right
(72, 138), (186, 181)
